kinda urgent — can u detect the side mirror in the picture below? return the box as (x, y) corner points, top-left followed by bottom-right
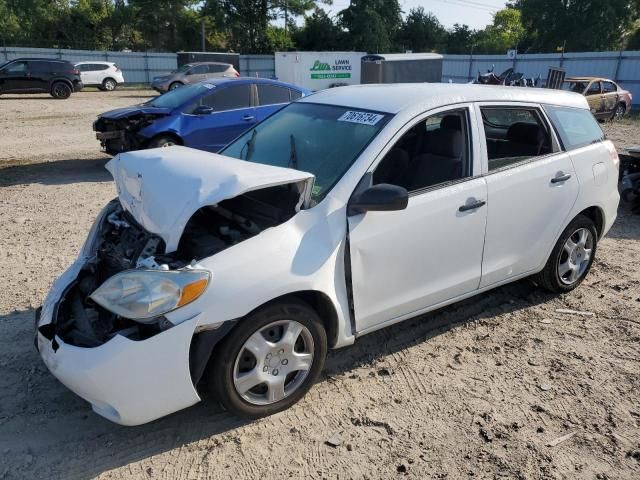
(348, 183), (408, 216)
(193, 105), (214, 115)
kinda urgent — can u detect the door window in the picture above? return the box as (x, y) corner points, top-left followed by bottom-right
(200, 84), (251, 111)
(257, 84), (291, 105)
(480, 107), (553, 171)
(207, 64), (229, 73)
(602, 81), (617, 93)
(190, 64), (208, 75)
(290, 89), (302, 100)
(373, 109), (471, 192)
(5, 61), (27, 73)
(586, 82), (601, 96)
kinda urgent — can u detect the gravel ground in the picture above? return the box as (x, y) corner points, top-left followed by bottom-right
(0, 91), (639, 480)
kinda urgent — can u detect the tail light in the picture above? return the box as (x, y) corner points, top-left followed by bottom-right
(70, 69), (80, 75)
(604, 140), (620, 170)
(234, 71), (240, 77)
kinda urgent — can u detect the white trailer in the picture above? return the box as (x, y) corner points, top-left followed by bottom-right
(275, 51), (366, 91)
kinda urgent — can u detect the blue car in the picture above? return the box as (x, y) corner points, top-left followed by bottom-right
(93, 78), (310, 155)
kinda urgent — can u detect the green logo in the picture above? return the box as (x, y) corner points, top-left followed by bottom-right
(310, 60), (331, 71)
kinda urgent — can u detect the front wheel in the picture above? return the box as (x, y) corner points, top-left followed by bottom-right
(208, 300), (327, 418)
(534, 215), (598, 293)
(148, 135), (179, 148)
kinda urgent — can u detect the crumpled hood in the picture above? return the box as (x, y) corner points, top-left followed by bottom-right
(105, 146), (315, 252)
(98, 105), (172, 120)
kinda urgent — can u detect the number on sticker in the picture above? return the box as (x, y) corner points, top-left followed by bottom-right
(338, 111), (384, 126)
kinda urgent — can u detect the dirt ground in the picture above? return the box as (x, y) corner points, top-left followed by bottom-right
(0, 91), (639, 480)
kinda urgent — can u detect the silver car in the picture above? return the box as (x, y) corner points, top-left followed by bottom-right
(151, 62), (240, 93)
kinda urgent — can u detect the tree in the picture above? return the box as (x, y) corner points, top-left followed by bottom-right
(398, 7), (446, 53)
(292, 7), (345, 51)
(338, 0), (402, 53)
(445, 23), (478, 54)
(513, 0), (640, 52)
(475, 7), (524, 54)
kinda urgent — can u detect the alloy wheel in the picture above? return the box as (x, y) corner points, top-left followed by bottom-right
(104, 80), (116, 91)
(557, 227), (594, 285)
(233, 320), (314, 406)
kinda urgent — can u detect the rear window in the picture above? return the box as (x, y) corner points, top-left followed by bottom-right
(257, 84), (291, 105)
(544, 105), (604, 150)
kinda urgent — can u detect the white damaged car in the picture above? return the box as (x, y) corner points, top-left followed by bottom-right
(36, 84), (620, 425)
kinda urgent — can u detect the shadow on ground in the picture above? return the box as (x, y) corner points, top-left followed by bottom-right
(0, 279), (556, 479)
(0, 157), (111, 187)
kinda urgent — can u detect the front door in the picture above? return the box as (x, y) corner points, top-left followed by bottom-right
(348, 106), (488, 333)
(476, 104), (580, 288)
(181, 83), (255, 152)
(601, 81), (619, 115)
(0, 60), (30, 92)
(584, 81), (604, 116)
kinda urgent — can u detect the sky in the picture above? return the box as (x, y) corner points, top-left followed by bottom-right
(323, 0), (509, 30)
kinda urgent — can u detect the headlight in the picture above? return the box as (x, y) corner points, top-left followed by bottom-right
(90, 270), (210, 322)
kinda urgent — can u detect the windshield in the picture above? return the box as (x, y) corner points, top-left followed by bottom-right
(563, 81), (587, 94)
(222, 102), (390, 203)
(172, 64), (192, 74)
(146, 83), (214, 109)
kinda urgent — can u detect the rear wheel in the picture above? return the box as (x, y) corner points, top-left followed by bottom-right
(102, 78), (117, 91)
(50, 82), (72, 99)
(148, 135), (180, 149)
(612, 103), (626, 121)
(169, 81), (183, 91)
(534, 215), (598, 293)
(208, 300), (327, 418)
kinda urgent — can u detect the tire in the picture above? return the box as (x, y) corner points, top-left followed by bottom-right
(169, 81), (183, 91)
(612, 103), (626, 121)
(208, 300), (327, 419)
(102, 78), (117, 91)
(148, 135), (180, 149)
(50, 82), (72, 99)
(534, 215), (598, 293)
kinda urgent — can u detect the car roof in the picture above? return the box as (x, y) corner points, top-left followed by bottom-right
(7, 57), (70, 63)
(200, 77), (307, 90)
(301, 83), (589, 114)
(566, 77), (613, 83)
(188, 62), (232, 66)
(75, 61), (115, 65)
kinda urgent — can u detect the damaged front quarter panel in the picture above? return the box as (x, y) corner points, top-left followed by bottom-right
(94, 107), (171, 154)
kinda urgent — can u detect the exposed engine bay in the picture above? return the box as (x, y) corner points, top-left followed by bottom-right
(54, 185), (301, 347)
(94, 113), (165, 154)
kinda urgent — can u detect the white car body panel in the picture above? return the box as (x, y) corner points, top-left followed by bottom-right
(36, 84), (620, 425)
(75, 62), (124, 86)
(105, 147), (314, 252)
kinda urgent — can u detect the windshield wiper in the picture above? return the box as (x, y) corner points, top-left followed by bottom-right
(242, 129), (258, 161)
(288, 134), (298, 170)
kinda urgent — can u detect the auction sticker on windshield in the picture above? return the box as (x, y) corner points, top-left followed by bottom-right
(338, 111), (385, 126)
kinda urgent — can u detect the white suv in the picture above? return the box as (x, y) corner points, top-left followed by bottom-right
(75, 62), (124, 91)
(36, 84), (619, 425)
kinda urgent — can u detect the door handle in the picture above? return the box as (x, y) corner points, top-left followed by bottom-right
(551, 173), (572, 184)
(459, 200), (486, 212)
(243, 115), (255, 121)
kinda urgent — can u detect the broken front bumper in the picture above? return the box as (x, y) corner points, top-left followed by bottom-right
(36, 261), (201, 426)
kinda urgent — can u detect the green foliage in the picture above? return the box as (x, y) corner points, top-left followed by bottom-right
(338, 0), (403, 53)
(475, 8), (524, 54)
(292, 7), (345, 50)
(397, 7), (446, 53)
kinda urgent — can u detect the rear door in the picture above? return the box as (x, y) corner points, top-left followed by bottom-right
(184, 64), (208, 84)
(476, 104), (579, 288)
(180, 83), (254, 152)
(601, 81), (619, 115)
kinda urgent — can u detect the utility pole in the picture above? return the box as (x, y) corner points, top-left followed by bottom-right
(201, 20), (206, 52)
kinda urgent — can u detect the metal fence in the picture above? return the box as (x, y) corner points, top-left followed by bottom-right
(3, 46), (640, 106)
(240, 55), (276, 78)
(1, 46), (177, 83)
(443, 51), (640, 106)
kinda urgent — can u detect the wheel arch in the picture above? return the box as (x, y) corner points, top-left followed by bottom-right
(188, 289), (340, 389)
(146, 131), (183, 148)
(49, 78), (73, 89)
(578, 206), (605, 239)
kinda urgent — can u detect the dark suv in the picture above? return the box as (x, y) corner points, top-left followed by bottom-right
(0, 58), (83, 99)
